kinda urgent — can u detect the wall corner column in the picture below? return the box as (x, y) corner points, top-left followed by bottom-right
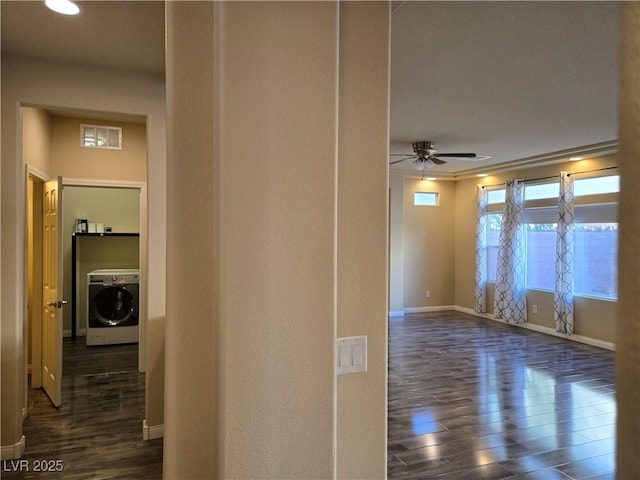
(616, 3), (640, 477)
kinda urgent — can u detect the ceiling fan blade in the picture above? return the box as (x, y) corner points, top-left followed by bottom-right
(389, 156), (416, 165)
(433, 153), (477, 158)
(429, 157), (447, 165)
(389, 153), (414, 156)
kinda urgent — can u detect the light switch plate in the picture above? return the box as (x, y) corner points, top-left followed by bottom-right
(336, 336), (367, 375)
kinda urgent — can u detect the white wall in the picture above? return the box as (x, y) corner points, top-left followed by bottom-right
(1, 55), (166, 451)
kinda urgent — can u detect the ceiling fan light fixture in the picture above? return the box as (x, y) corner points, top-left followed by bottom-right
(44, 0), (80, 16)
(413, 158), (435, 171)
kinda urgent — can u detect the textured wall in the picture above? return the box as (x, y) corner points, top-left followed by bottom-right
(402, 177), (456, 308)
(50, 117), (147, 181)
(164, 2), (390, 478)
(616, 4), (640, 476)
(336, 2), (390, 478)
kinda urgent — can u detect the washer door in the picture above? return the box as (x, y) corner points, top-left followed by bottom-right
(92, 286), (136, 327)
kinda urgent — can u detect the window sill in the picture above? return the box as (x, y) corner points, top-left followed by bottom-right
(486, 284), (617, 303)
(574, 294), (617, 303)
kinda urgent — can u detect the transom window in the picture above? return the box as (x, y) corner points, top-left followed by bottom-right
(414, 192), (439, 206)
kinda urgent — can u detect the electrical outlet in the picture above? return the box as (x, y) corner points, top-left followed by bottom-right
(532, 304), (538, 314)
(425, 290), (431, 298)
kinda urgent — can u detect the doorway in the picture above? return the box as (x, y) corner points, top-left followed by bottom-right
(23, 108), (148, 412)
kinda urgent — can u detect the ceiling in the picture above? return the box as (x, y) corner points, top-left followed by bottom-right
(2, 1), (618, 178)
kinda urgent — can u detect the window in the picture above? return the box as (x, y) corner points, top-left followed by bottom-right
(487, 189), (505, 204)
(524, 182), (558, 201)
(484, 174), (619, 300)
(487, 213), (502, 282)
(414, 192), (439, 206)
(574, 223), (618, 298)
(81, 124), (122, 150)
(575, 175), (619, 196)
(525, 223), (557, 290)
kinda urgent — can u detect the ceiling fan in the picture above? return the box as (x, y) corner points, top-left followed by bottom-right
(389, 141), (490, 170)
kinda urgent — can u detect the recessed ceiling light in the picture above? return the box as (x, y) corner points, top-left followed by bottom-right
(426, 177), (436, 181)
(45, 0), (80, 15)
(569, 156), (583, 161)
(477, 173), (488, 177)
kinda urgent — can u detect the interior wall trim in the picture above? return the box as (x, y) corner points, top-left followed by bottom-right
(388, 310), (405, 317)
(0, 435), (25, 461)
(62, 329), (86, 338)
(454, 306), (615, 351)
(403, 305), (456, 314)
(142, 419), (164, 441)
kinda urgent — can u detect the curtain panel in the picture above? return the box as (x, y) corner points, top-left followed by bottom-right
(494, 179), (527, 323)
(554, 171), (575, 334)
(475, 185), (488, 313)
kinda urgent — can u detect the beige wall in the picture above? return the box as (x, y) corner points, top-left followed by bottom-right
(50, 116), (146, 181)
(164, 2), (216, 476)
(1, 55), (166, 453)
(336, 3), (389, 477)
(389, 174), (405, 314)
(402, 177), (456, 308)
(164, 2), (389, 478)
(62, 186), (141, 334)
(22, 107), (51, 174)
(616, 5), (640, 475)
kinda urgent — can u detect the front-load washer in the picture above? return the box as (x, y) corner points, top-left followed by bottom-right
(86, 269), (139, 346)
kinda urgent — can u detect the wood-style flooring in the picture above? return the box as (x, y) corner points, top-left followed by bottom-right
(388, 311), (616, 480)
(6, 313), (616, 479)
(3, 338), (162, 479)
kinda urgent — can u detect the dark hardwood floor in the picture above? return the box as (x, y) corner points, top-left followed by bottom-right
(3, 338), (162, 479)
(388, 311), (616, 480)
(6, 313), (617, 479)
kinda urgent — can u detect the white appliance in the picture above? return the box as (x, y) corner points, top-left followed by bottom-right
(86, 269), (139, 346)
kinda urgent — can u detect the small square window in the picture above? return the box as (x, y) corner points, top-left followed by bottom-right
(414, 192), (439, 206)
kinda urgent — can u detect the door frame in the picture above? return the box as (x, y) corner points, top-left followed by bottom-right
(25, 165), (49, 397)
(60, 177), (148, 372)
(24, 176), (148, 401)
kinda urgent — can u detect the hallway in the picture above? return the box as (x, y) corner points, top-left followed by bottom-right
(4, 339), (162, 479)
(388, 311), (616, 479)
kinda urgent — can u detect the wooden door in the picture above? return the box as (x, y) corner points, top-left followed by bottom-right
(42, 178), (64, 407)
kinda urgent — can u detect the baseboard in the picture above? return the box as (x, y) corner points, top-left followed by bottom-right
(404, 305), (456, 314)
(143, 419), (164, 441)
(1, 436), (25, 460)
(454, 305), (615, 351)
(63, 329), (86, 338)
(388, 310), (405, 317)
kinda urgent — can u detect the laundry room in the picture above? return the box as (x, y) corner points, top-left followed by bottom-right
(63, 186), (140, 342)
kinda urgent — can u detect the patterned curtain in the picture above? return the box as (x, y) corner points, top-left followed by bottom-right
(494, 179), (527, 323)
(555, 171), (575, 334)
(475, 185), (488, 313)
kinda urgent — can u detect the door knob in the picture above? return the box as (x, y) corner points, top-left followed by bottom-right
(47, 300), (68, 309)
